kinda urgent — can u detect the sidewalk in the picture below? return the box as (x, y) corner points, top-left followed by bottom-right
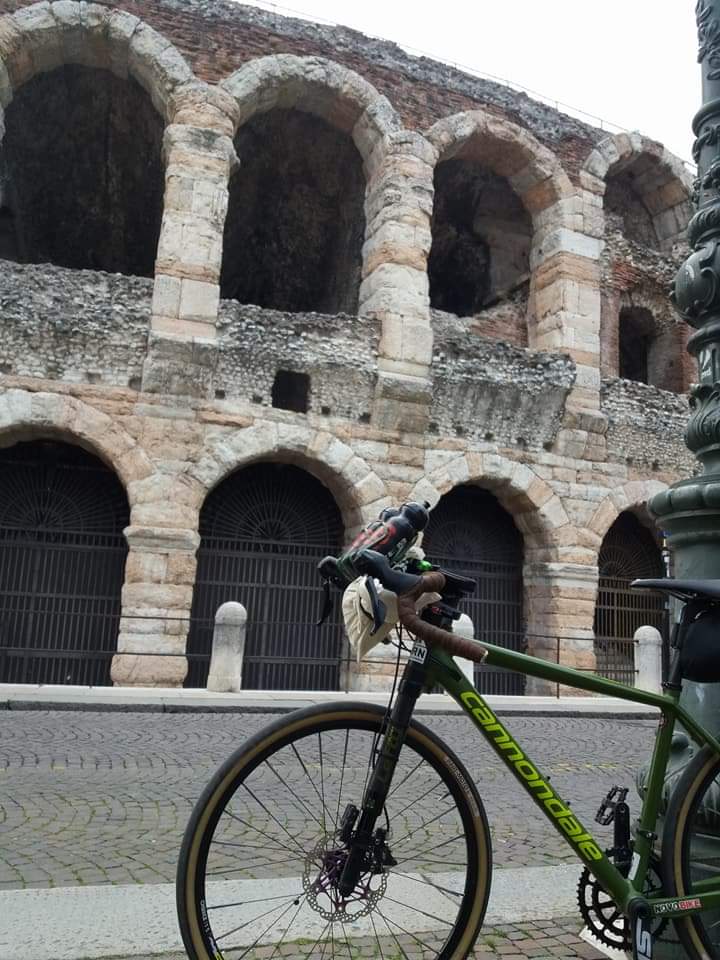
(0, 682), (659, 717)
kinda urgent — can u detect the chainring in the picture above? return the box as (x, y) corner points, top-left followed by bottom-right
(577, 858), (669, 951)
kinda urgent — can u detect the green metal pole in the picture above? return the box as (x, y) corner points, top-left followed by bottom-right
(647, 3), (720, 954)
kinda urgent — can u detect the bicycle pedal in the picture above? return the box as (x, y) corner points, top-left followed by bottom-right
(595, 786), (629, 826)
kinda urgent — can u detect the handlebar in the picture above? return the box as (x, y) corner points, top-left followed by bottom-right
(352, 550), (489, 664)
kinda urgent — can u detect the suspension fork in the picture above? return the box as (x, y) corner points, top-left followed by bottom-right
(337, 653), (429, 896)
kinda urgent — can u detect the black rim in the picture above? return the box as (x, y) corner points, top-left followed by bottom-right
(179, 707), (484, 960)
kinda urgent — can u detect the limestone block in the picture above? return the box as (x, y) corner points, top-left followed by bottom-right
(355, 471), (386, 506)
(111, 652), (187, 688)
(106, 8), (140, 78)
(151, 274), (182, 320)
(0, 387), (32, 428)
(207, 602), (247, 693)
(128, 24), (193, 117)
(165, 552), (198, 585)
(131, 501), (198, 528)
(122, 582), (192, 610)
(530, 228), (602, 270)
(322, 436), (355, 474)
(359, 263), (429, 318)
(124, 551), (168, 584)
(125, 525), (200, 553)
(179, 278), (220, 324)
(12, 3), (63, 76)
(362, 221), (431, 276)
(170, 82), (239, 136)
(410, 478), (441, 509)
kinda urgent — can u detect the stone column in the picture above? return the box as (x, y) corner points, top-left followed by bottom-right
(143, 85), (239, 399)
(207, 602), (247, 693)
(523, 561), (598, 695)
(634, 625), (663, 695)
(361, 131), (435, 434)
(111, 526), (199, 688)
(530, 209), (607, 462)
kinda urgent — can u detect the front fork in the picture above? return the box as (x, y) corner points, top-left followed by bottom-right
(337, 651), (429, 896)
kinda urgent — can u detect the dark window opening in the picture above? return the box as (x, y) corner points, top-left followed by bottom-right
(619, 309), (652, 384)
(0, 206), (18, 261)
(605, 164), (660, 250)
(272, 370), (310, 413)
(429, 158), (531, 317)
(2, 64), (164, 275)
(221, 109), (365, 314)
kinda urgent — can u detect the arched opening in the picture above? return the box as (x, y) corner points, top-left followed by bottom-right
(618, 306), (684, 392)
(594, 511), (665, 683)
(0, 439), (129, 684)
(187, 462), (344, 690)
(221, 109), (365, 314)
(429, 158), (531, 343)
(1, 64), (164, 275)
(423, 485), (525, 694)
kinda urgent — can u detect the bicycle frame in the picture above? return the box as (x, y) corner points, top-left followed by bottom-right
(419, 637), (720, 922)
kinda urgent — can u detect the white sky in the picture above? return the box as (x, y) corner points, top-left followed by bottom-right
(238, 0), (699, 165)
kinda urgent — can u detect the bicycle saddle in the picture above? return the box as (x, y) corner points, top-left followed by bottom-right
(632, 578), (720, 602)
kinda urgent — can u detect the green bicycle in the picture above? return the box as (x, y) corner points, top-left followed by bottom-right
(177, 505), (720, 960)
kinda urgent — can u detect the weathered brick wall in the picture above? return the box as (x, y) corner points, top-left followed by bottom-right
(216, 303), (379, 421)
(430, 313), (575, 448)
(601, 378), (695, 474)
(0, 0), (599, 178)
(0, 260), (150, 386)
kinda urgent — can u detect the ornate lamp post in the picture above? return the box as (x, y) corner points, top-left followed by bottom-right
(647, 4), (720, 954)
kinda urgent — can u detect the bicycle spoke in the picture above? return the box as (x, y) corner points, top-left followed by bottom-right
(265, 758), (325, 833)
(222, 808), (306, 861)
(241, 783), (310, 860)
(393, 832), (466, 865)
(399, 872), (464, 899)
(382, 893), (455, 926)
(291, 741), (328, 818)
(215, 895), (297, 945)
(391, 804), (460, 848)
(333, 728), (350, 832)
(318, 731), (328, 834)
(386, 755), (426, 802)
(377, 904), (445, 953)
(265, 899), (306, 960)
(208, 891), (304, 911)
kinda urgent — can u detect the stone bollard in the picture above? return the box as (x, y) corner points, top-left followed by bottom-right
(634, 625), (663, 695)
(207, 602), (247, 693)
(453, 613), (476, 686)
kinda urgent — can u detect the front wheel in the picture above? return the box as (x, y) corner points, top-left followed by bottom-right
(662, 745), (720, 959)
(177, 701), (492, 960)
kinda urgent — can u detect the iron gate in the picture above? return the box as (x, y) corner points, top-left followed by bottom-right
(423, 485), (525, 695)
(0, 441), (129, 685)
(594, 512), (666, 684)
(186, 463), (344, 689)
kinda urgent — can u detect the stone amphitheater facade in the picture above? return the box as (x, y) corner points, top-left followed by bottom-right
(0, 0), (697, 693)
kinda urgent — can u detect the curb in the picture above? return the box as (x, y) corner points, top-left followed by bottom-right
(0, 698), (657, 718)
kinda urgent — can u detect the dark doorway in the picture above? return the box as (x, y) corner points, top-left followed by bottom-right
(0, 440), (129, 684)
(423, 485), (525, 694)
(594, 512), (665, 684)
(186, 462), (344, 689)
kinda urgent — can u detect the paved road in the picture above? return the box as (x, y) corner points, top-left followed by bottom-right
(0, 709), (657, 891)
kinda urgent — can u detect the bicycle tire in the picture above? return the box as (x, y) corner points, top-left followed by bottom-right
(662, 744), (720, 959)
(177, 701), (492, 960)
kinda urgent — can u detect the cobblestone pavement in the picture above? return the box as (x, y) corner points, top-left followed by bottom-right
(0, 710), (657, 892)
(108, 918), (607, 960)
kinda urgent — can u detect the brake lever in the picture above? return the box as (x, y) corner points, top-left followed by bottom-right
(364, 576), (387, 635)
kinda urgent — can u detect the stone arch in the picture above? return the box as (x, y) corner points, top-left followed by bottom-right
(0, 389), (153, 503)
(411, 451), (566, 560)
(587, 480), (668, 550)
(219, 56), (400, 315)
(221, 55), (400, 165)
(424, 110), (574, 345)
(0, 2), (194, 120)
(601, 280), (691, 392)
(189, 423), (388, 537)
(583, 132), (692, 251)
(0, 3), (197, 277)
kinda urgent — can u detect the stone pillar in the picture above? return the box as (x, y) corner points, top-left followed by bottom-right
(361, 131), (435, 434)
(530, 214), (607, 461)
(634, 625), (663, 695)
(207, 602), (247, 693)
(111, 526), (199, 688)
(523, 561), (598, 695)
(143, 85), (239, 399)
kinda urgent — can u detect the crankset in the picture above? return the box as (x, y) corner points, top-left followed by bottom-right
(577, 857), (670, 951)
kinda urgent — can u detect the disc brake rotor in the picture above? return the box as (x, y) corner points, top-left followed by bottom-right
(303, 835), (387, 923)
